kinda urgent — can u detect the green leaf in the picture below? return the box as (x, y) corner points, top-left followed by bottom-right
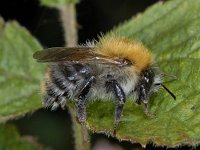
(0, 124), (41, 150)
(0, 18), (44, 122)
(39, 0), (78, 8)
(85, 0), (200, 147)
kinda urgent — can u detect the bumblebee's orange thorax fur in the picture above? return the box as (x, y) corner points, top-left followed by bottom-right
(96, 36), (153, 73)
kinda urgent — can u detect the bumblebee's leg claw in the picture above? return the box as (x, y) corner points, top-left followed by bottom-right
(77, 98), (87, 124)
(113, 104), (124, 136)
(76, 107), (89, 142)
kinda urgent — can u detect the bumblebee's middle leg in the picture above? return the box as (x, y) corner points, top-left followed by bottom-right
(106, 80), (126, 134)
(77, 76), (95, 124)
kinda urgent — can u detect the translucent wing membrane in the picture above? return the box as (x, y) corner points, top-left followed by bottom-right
(33, 47), (130, 66)
(33, 47), (96, 62)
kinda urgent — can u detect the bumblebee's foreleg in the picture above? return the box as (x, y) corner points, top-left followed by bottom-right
(136, 93), (152, 117)
(143, 101), (149, 115)
(134, 69), (156, 117)
(106, 80), (126, 134)
(77, 76), (95, 125)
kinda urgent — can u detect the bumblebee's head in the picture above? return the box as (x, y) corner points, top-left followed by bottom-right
(135, 68), (176, 104)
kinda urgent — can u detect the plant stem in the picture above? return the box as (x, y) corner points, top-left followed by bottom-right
(59, 4), (78, 47)
(68, 107), (90, 150)
(58, 4), (90, 150)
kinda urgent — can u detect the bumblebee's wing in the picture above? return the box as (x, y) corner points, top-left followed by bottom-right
(33, 47), (129, 66)
(34, 47), (95, 62)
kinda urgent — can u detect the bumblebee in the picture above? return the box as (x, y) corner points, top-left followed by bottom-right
(33, 36), (175, 131)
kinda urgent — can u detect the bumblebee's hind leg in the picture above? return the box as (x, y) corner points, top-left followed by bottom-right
(106, 80), (126, 135)
(76, 76), (95, 125)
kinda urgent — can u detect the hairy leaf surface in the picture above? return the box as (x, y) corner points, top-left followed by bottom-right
(0, 19), (44, 122)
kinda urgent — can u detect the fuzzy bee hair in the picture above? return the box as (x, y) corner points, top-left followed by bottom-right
(34, 36), (175, 132)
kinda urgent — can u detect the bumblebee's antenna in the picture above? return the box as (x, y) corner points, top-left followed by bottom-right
(155, 83), (176, 100)
(160, 73), (177, 79)
(160, 73), (177, 84)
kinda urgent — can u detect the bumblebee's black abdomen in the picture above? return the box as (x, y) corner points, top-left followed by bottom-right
(43, 80), (67, 109)
(43, 63), (93, 109)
